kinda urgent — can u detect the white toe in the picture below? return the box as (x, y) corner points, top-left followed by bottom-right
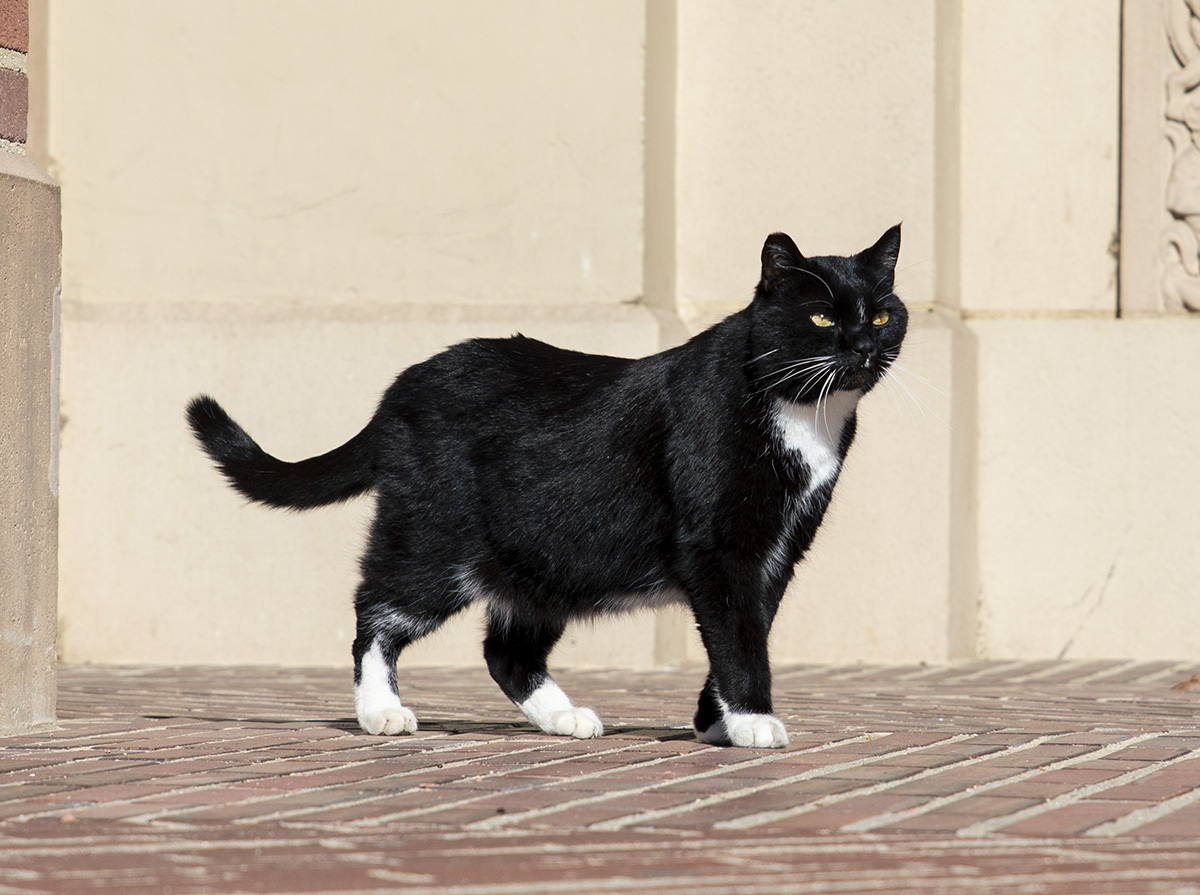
(547, 707), (604, 739)
(359, 705), (418, 736)
(518, 679), (604, 738)
(726, 713), (788, 748)
(355, 641), (417, 735)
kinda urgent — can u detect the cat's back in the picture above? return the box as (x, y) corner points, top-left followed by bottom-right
(470, 335), (636, 404)
(378, 334), (640, 429)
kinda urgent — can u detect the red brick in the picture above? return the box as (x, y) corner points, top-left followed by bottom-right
(1131, 802), (1200, 837)
(0, 0), (28, 52)
(0, 67), (27, 143)
(1003, 800), (1135, 837)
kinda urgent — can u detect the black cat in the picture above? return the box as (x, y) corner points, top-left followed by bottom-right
(187, 226), (906, 748)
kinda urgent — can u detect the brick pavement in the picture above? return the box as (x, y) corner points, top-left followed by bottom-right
(1, 661), (1199, 893)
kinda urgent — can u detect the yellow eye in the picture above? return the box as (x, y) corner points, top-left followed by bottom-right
(872, 311), (890, 326)
(810, 313), (834, 328)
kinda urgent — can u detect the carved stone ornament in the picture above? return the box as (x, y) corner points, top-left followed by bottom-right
(1164, 0), (1200, 311)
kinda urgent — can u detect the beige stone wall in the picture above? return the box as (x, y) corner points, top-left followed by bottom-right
(47, 0), (1200, 671)
(956, 0), (1120, 316)
(960, 0), (1200, 662)
(972, 318), (1200, 659)
(51, 0), (655, 667)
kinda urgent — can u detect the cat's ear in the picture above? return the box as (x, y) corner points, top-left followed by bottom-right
(760, 233), (804, 291)
(861, 224), (902, 274)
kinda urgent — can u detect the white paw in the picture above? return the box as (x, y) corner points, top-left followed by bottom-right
(542, 707), (604, 739)
(698, 712), (787, 748)
(518, 680), (604, 738)
(358, 705), (418, 736)
(726, 713), (788, 748)
(355, 642), (417, 735)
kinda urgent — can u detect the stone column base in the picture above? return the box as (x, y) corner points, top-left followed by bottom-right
(0, 151), (60, 733)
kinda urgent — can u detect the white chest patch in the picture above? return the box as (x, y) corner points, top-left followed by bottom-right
(761, 390), (861, 585)
(772, 390), (860, 493)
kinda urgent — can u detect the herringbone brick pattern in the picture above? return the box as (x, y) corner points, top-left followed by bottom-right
(1, 661), (1199, 893)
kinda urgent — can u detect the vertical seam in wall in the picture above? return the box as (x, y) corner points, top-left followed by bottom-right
(935, 1), (978, 660)
(644, 0), (690, 667)
(1115, 0), (1126, 319)
(933, 0), (962, 315)
(643, 0), (687, 352)
(947, 314), (979, 660)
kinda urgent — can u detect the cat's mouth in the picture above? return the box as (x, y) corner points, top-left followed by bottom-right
(835, 359), (885, 393)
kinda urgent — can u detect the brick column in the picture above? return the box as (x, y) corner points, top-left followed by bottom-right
(0, 0), (28, 150)
(0, 0), (59, 733)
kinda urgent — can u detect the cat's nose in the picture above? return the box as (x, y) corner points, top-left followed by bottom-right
(850, 339), (875, 366)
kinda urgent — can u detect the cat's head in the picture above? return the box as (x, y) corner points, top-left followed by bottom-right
(748, 225), (907, 402)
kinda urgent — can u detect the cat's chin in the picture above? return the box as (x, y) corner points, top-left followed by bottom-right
(838, 368), (883, 393)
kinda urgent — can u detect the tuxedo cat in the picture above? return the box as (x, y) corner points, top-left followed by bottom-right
(188, 226), (906, 748)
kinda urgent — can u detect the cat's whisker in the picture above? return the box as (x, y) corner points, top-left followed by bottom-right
(775, 353), (837, 370)
(882, 367), (923, 428)
(780, 266), (836, 302)
(887, 360), (948, 398)
(816, 369), (839, 437)
(753, 367), (821, 393)
(754, 357), (837, 394)
(882, 372), (908, 419)
(747, 347), (781, 365)
(782, 361), (838, 399)
(882, 367), (951, 431)
(756, 358), (831, 380)
(759, 367), (825, 396)
(867, 270), (894, 302)
(749, 356), (832, 384)
(802, 269), (837, 303)
(877, 354), (947, 423)
(800, 364), (836, 391)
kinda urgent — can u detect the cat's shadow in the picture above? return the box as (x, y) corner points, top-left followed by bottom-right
(338, 717), (697, 741)
(414, 718), (697, 741)
(142, 713), (695, 742)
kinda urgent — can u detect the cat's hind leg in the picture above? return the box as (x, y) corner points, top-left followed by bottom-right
(353, 631), (415, 735)
(352, 598), (452, 736)
(483, 605), (603, 739)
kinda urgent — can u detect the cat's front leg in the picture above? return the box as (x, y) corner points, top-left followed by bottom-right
(690, 593), (788, 749)
(693, 674), (788, 748)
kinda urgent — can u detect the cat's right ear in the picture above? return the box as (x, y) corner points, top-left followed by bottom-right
(862, 224), (902, 273)
(760, 233), (804, 292)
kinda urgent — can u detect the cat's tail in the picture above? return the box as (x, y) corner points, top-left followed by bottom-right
(186, 395), (376, 510)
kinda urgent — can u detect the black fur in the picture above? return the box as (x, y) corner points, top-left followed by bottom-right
(187, 226), (907, 745)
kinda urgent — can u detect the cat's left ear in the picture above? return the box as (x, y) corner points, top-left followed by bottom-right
(861, 224), (902, 274)
(760, 233), (804, 292)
